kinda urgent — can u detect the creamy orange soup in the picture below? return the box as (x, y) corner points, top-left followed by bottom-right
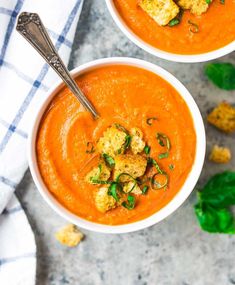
(113, 0), (235, 54)
(37, 65), (196, 225)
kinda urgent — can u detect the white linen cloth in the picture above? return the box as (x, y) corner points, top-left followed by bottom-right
(0, 0), (84, 284)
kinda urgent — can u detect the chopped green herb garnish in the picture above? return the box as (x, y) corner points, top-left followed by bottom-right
(142, 185), (149, 195)
(156, 133), (171, 150)
(204, 63), (235, 90)
(123, 135), (131, 150)
(168, 18), (180, 27)
(122, 194), (135, 210)
(188, 20), (199, 33)
(146, 117), (157, 126)
(90, 179), (112, 185)
(151, 172), (169, 190)
(108, 182), (121, 201)
(194, 171), (235, 234)
(147, 157), (163, 174)
(86, 142), (95, 154)
(158, 152), (169, 159)
(205, 0), (211, 4)
(114, 123), (128, 133)
(144, 145), (151, 155)
(168, 8), (184, 27)
(169, 164), (174, 171)
(116, 173), (137, 193)
(102, 153), (115, 168)
(220, 0), (225, 3)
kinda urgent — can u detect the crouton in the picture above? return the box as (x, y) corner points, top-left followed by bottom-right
(114, 154), (147, 181)
(85, 160), (111, 184)
(178, 0), (210, 15)
(95, 187), (117, 213)
(207, 102), (235, 133)
(209, 145), (231, 164)
(138, 0), (180, 26)
(130, 128), (145, 154)
(55, 224), (84, 247)
(123, 181), (142, 195)
(96, 125), (127, 157)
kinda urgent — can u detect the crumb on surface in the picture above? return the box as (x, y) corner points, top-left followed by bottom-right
(55, 224), (84, 247)
(209, 145), (231, 164)
(207, 102), (235, 133)
(138, 0), (179, 26)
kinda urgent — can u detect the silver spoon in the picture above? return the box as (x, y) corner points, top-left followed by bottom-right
(16, 12), (99, 119)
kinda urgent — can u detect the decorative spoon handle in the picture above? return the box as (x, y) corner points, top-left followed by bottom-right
(16, 12), (99, 119)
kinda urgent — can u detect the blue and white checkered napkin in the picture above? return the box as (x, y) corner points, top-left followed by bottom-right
(0, 0), (83, 284)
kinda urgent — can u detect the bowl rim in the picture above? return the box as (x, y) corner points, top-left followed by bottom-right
(105, 0), (235, 63)
(28, 57), (206, 234)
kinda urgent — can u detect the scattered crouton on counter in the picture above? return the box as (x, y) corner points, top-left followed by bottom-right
(95, 187), (117, 213)
(85, 159), (111, 184)
(178, 0), (211, 16)
(55, 224), (84, 247)
(130, 127), (145, 154)
(138, 0), (180, 26)
(209, 145), (231, 164)
(207, 102), (235, 133)
(96, 125), (127, 157)
(114, 154), (147, 181)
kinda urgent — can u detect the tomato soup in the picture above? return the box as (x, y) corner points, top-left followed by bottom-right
(37, 65), (196, 225)
(113, 0), (235, 54)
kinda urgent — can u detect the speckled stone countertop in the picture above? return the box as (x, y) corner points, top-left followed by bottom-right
(16, 1), (235, 285)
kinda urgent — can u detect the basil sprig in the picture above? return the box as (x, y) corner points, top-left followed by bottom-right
(122, 194), (135, 210)
(194, 171), (235, 234)
(205, 63), (235, 90)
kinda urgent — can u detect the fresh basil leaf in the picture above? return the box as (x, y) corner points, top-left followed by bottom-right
(169, 164), (174, 170)
(205, 63), (235, 90)
(124, 135), (131, 150)
(108, 182), (120, 201)
(199, 171), (235, 208)
(158, 152), (169, 159)
(142, 185), (149, 195)
(194, 202), (235, 234)
(144, 145), (151, 155)
(168, 18), (180, 27)
(122, 194), (135, 210)
(102, 153), (115, 168)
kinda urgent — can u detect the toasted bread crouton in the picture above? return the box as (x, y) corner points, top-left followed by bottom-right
(178, 0), (210, 15)
(207, 102), (235, 133)
(55, 224), (84, 247)
(114, 154), (147, 181)
(95, 187), (117, 213)
(138, 0), (180, 26)
(130, 128), (145, 154)
(209, 145), (231, 164)
(123, 181), (142, 195)
(85, 160), (111, 184)
(96, 125), (127, 157)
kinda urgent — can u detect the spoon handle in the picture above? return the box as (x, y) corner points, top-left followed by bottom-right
(16, 12), (99, 119)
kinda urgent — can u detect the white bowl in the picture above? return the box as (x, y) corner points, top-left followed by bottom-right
(28, 57), (206, 234)
(105, 0), (235, 63)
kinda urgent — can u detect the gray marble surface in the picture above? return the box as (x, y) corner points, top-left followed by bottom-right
(16, 1), (235, 285)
